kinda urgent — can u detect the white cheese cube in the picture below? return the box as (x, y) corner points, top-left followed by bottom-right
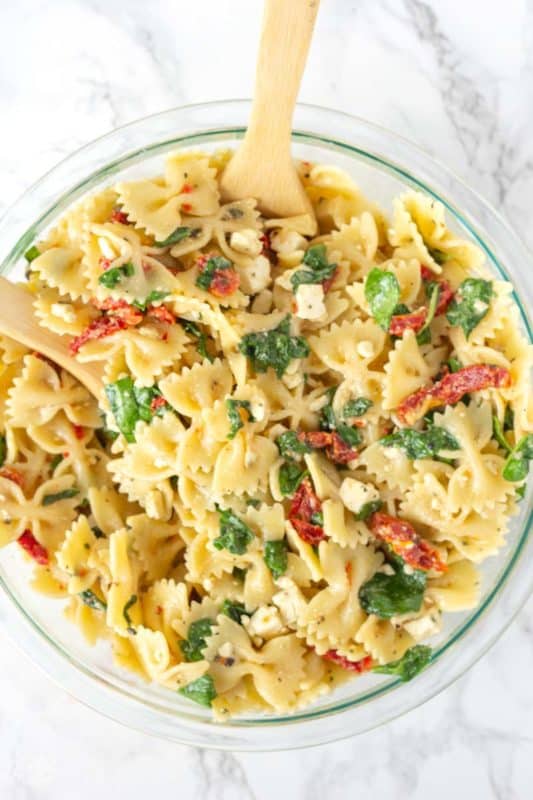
(295, 283), (326, 321)
(339, 478), (380, 514)
(270, 229), (308, 255)
(230, 228), (263, 257)
(238, 255), (271, 294)
(246, 605), (283, 639)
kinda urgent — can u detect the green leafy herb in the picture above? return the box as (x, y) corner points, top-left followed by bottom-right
(354, 499), (383, 521)
(0, 434), (6, 468)
(178, 674), (217, 707)
(79, 590), (107, 612)
(154, 226), (194, 247)
(226, 399), (255, 439)
(290, 244), (337, 291)
(95, 426), (119, 448)
(196, 256), (233, 291)
(446, 278), (493, 338)
(180, 618), (214, 662)
(220, 599), (247, 624)
(98, 261), (135, 289)
(239, 316), (309, 378)
(447, 357), (462, 373)
(342, 398), (373, 418)
(310, 511), (324, 526)
(214, 507), (254, 555)
(502, 435), (533, 482)
(416, 282), (440, 345)
(180, 319), (213, 362)
(336, 423), (362, 448)
(24, 245), (41, 262)
(279, 460), (308, 496)
(276, 430), (312, 459)
(380, 426), (460, 461)
(245, 497), (261, 509)
(504, 406), (514, 431)
(516, 484), (526, 500)
(42, 487), (79, 506)
(359, 562), (426, 618)
(428, 248), (452, 265)
(105, 377), (167, 443)
(264, 539), (288, 579)
(319, 386), (337, 431)
(364, 268), (401, 330)
(373, 645), (432, 681)
(232, 566), (247, 583)
(132, 290), (170, 312)
(492, 416), (512, 454)
(49, 454), (64, 473)
(123, 594), (138, 633)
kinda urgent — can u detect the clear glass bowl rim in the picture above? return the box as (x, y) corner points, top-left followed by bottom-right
(0, 99), (531, 750)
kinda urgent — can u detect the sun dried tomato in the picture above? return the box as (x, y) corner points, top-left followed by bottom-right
(109, 209), (130, 225)
(321, 650), (374, 673)
(149, 395), (168, 414)
(181, 183), (193, 194)
(321, 267), (339, 294)
(182, 202), (192, 213)
(289, 477), (326, 544)
(99, 257), (113, 271)
(369, 511), (447, 573)
(72, 424), (85, 440)
(209, 267), (240, 298)
(397, 364), (511, 425)
(297, 431), (358, 465)
(69, 315), (128, 355)
(93, 299), (144, 326)
(389, 307), (428, 336)
(18, 530), (49, 566)
(0, 467), (24, 487)
(435, 280), (454, 314)
(147, 305), (175, 325)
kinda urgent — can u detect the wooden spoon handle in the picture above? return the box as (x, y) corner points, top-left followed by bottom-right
(0, 277), (103, 398)
(245, 0), (320, 157)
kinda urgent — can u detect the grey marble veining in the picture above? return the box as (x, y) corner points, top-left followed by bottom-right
(0, 1), (531, 798)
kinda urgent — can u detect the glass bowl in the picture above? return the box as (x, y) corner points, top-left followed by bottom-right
(0, 101), (531, 750)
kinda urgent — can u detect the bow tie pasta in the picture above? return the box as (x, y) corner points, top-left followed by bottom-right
(2, 149), (531, 719)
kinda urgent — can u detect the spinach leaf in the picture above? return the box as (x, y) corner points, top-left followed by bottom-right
(226, 399), (255, 439)
(49, 453), (63, 473)
(276, 430), (312, 459)
(154, 226), (195, 247)
(319, 386), (337, 431)
(105, 377), (168, 443)
(98, 261), (135, 289)
(380, 426), (459, 460)
(359, 563), (426, 618)
(354, 499), (383, 521)
(342, 398), (373, 418)
(290, 244), (337, 291)
(232, 566), (247, 583)
(416, 282), (440, 345)
(364, 268), (401, 330)
(245, 497), (261, 509)
(239, 315), (309, 378)
(180, 319), (213, 362)
(220, 599), (247, 624)
(492, 416), (512, 454)
(24, 245), (41, 262)
(446, 278), (493, 338)
(373, 645), (432, 681)
(502, 434), (533, 482)
(0, 434), (6, 468)
(123, 594), (138, 633)
(196, 256), (233, 291)
(42, 487), (79, 506)
(279, 460), (308, 496)
(178, 674), (217, 707)
(264, 539), (288, 579)
(79, 589), (107, 612)
(428, 248), (452, 265)
(132, 290), (169, 311)
(504, 406), (514, 431)
(447, 357), (462, 373)
(336, 423), (362, 448)
(180, 618), (214, 662)
(213, 508), (254, 555)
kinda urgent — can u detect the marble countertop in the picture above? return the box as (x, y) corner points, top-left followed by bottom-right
(1, 0), (532, 797)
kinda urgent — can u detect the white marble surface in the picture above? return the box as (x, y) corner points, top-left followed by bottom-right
(1, 0), (532, 797)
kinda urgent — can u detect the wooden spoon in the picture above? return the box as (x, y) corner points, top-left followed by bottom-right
(220, 0), (320, 228)
(0, 276), (103, 399)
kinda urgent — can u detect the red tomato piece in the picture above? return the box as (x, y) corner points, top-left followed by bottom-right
(289, 477), (326, 544)
(389, 307), (428, 336)
(181, 183), (193, 194)
(369, 511), (447, 573)
(209, 267), (240, 298)
(149, 396), (168, 414)
(69, 316), (128, 355)
(147, 305), (175, 325)
(321, 650), (374, 673)
(18, 530), (49, 566)
(109, 209), (130, 225)
(72, 424), (85, 440)
(298, 431), (358, 465)
(321, 267), (339, 294)
(182, 202), (192, 213)
(0, 467), (24, 487)
(396, 364), (511, 425)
